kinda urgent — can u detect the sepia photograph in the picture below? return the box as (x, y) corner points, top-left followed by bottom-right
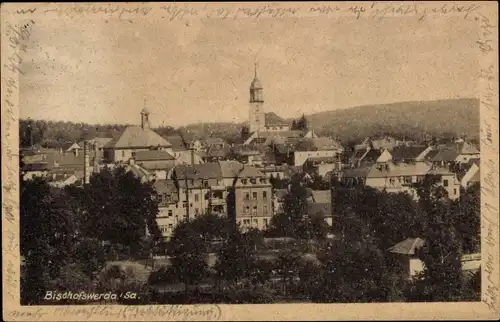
(2, 1), (499, 321)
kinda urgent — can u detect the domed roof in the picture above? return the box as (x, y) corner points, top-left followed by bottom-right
(250, 77), (262, 90)
(141, 107), (150, 114)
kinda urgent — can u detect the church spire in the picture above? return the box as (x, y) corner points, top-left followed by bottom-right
(141, 96), (150, 130)
(254, 62), (258, 79)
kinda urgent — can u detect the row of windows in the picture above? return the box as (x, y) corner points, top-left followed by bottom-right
(241, 178), (267, 185)
(159, 224), (174, 233)
(242, 205), (269, 215)
(241, 218), (269, 226)
(244, 191), (268, 200)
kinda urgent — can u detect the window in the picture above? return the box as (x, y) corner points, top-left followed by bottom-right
(264, 218), (269, 226)
(194, 194), (199, 202)
(454, 188), (457, 196)
(245, 206), (250, 215)
(263, 191), (267, 199)
(245, 192), (250, 200)
(243, 219), (250, 225)
(252, 192), (258, 200)
(250, 178), (257, 184)
(403, 176), (412, 184)
(168, 224), (173, 231)
(121, 151), (125, 158)
(443, 179), (449, 187)
(252, 206), (257, 215)
(242, 179), (248, 184)
(263, 205), (268, 215)
(195, 208), (199, 215)
(168, 210), (173, 217)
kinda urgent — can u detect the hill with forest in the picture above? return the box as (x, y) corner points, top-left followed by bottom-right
(20, 98), (479, 149)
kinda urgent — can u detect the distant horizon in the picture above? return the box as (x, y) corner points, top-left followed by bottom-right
(21, 96), (479, 129)
(20, 14), (480, 126)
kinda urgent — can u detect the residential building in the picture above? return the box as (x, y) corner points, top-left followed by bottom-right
(307, 190), (333, 226)
(303, 156), (342, 178)
(154, 179), (182, 241)
(461, 159), (480, 189)
(389, 238), (481, 280)
(102, 108), (173, 163)
(294, 137), (344, 166)
(273, 188), (288, 214)
(390, 145), (432, 163)
(349, 147), (382, 167)
(219, 160), (273, 231)
(133, 150), (176, 180)
(342, 161), (460, 200)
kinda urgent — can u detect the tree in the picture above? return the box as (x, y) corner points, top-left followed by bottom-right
(169, 221), (209, 294)
(282, 179), (309, 238)
(452, 183), (480, 253)
(20, 178), (78, 304)
(296, 114), (308, 131)
(240, 125), (250, 142)
(409, 175), (464, 301)
(214, 229), (256, 286)
(79, 166), (161, 255)
(291, 120), (297, 130)
(72, 237), (106, 280)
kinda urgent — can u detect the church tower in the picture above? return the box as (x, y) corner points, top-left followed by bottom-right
(249, 63), (266, 133)
(141, 98), (150, 130)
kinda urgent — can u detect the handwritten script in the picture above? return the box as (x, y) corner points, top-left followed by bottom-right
(2, 19), (34, 304)
(8, 2), (482, 22)
(7, 305), (222, 321)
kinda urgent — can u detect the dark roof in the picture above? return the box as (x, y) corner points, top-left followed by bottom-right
(203, 137), (226, 146)
(135, 150), (175, 162)
(467, 158), (480, 167)
(138, 161), (176, 171)
(305, 156), (339, 165)
(342, 166), (371, 178)
(174, 163), (222, 180)
(361, 149), (382, 163)
(429, 148), (460, 162)
(265, 112), (289, 126)
(206, 145), (231, 158)
(105, 126), (172, 149)
(23, 162), (49, 171)
(391, 146), (427, 161)
(153, 179), (178, 194)
(165, 134), (187, 151)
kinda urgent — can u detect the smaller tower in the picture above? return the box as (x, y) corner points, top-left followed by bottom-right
(249, 63), (266, 133)
(141, 98), (150, 130)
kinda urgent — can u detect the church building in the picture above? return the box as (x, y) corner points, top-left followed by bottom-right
(103, 107), (174, 163)
(248, 64), (291, 134)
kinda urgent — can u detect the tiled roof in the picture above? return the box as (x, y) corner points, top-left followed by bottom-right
(391, 146), (427, 161)
(429, 148), (460, 162)
(135, 150), (175, 161)
(203, 137), (226, 146)
(86, 137), (113, 148)
(175, 162), (222, 179)
(218, 160), (266, 178)
(165, 134), (188, 151)
(153, 179), (178, 194)
(265, 112), (289, 126)
(428, 166), (455, 176)
(138, 161), (176, 171)
(388, 238), (425, 255)
(311, 137), (343, 151)
(206, 145), (231, 158)
(126, 164), (151, 180)
(105, 126), (172, 149)
(459, 142), (480, 155)
(367, 162), (431, 178)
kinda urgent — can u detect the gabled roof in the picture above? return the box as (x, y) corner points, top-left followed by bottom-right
(367, 161), (432, 178)
(105, 126), (172, 149)
(391, 146), (427, 161)
(135, 150), (175, 162)
(458, 141), (480, 155)
(165, 134), (188, 151)
(305, 156), (339, 165)
(342, 166), (371, 178)
(206, 144), (231, 158)
(311, 137), (343, 151)
(265, 112), (289, 126)
(203, 137), (226, 146)
(86, 137), (113, 148)
(469, 168), (480, 183)
(467, 158), (480, 167)
(23, 162), (49, 171)
(175, 162), (222, 180)
(153, 179), (178, 195)
(429, 148), (460, 162)
(218, 160), (266, 178)
(388, 237), (425, 255)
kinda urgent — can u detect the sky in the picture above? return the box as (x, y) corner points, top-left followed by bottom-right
(20, 9), (480, 127)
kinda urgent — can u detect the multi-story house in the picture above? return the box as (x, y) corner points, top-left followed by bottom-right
(153, 179), (182, 240)
(341, 161), (460, 200)
(219, 161), (273, 231)
(294, 137), (344, 166)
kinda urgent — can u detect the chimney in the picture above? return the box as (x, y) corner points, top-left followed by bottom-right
(83, 141), (90, 184)
(190, 148), (195, 165)
(93, 143), (100, 173)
